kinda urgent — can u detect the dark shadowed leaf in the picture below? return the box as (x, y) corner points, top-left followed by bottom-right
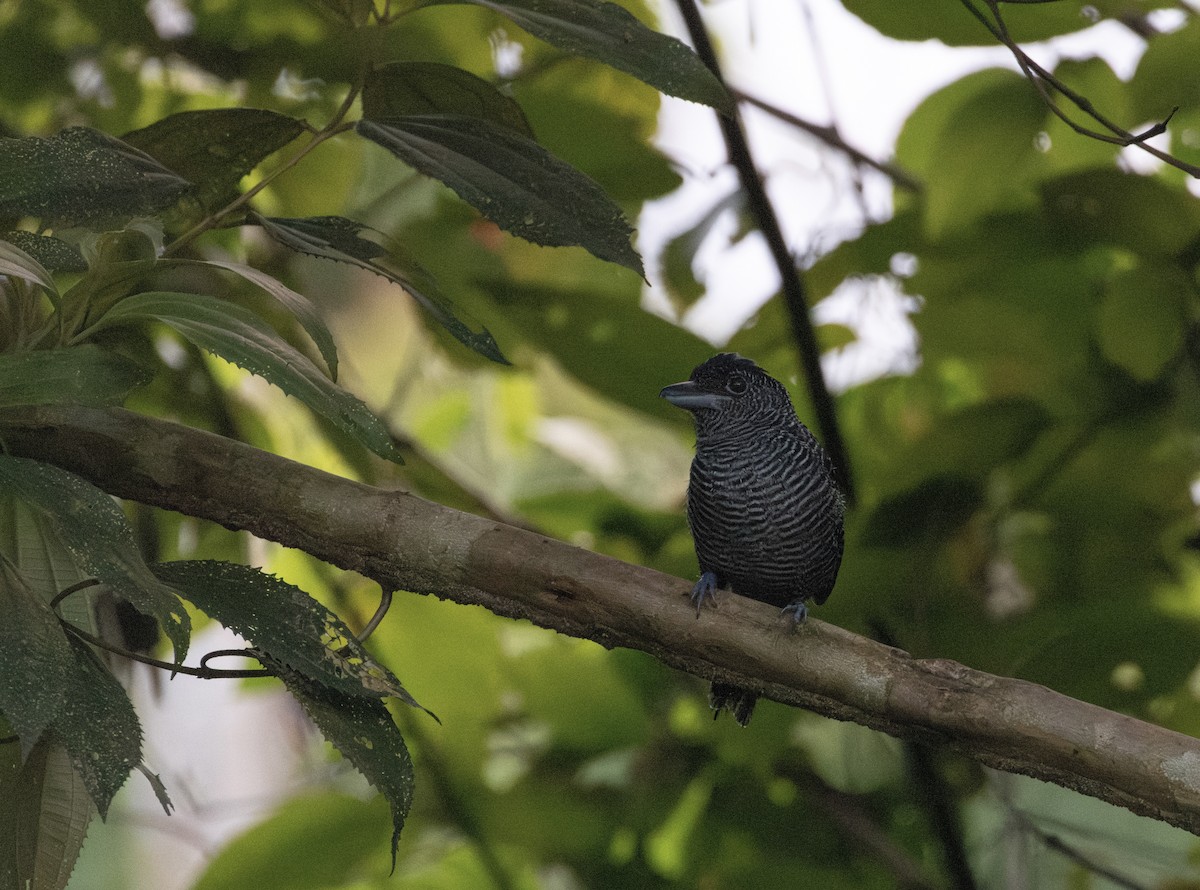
(355, 116), (643, 274)
(0, 346), (151, 408)
(256, 214), (509, 363)
(154, 560), (436, 718)
(432, 0), (733, 113)
(1096, 265), (1188, 382)
(1040, 169), (1200, 257)
(0, 128), (190, 226)
(56, 635), (143, 819)
(2, 737), (94, 890)
(1, 232), (86, 273)
(362, 62), (534, 136)
(88, 291), (405, 463)
(0, 239), (59, 297)
(198, 259), (341, 379)
(122, 108), (306, 213)
(0, 556), (74, 751)
(0, 456), (191, 661)
(862, 475), (984, 546)
(0, 559), (143, 819)
(268, 659), (414, 868)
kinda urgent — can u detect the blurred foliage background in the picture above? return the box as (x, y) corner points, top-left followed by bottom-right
(4, 0), (1200, 887)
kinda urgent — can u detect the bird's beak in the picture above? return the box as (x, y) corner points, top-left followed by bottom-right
(660, 381), (731, 410)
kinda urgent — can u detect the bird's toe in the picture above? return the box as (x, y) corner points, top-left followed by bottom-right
(780, 599), (809, 627)
(690, 572), (720, 617)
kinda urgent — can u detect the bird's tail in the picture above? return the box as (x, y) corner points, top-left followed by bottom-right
(709, 682), (758, 726)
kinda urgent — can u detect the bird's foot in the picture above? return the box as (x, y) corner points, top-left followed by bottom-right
(780, 598), (809, 627)
(690, 572), (720, 617)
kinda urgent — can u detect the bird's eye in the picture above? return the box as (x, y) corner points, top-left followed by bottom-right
(727, 376), (748, 395)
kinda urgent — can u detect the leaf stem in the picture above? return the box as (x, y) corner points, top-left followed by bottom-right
(164, 88), (363, 256)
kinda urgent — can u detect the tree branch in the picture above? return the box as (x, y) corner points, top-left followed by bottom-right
(5, 404), (1200, 835)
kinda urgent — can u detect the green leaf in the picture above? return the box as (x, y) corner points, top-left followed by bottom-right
(255, 214), (509, 364)
(356, 115), (643, 274)
(898, 69), (1046, 238)
(433, 0), (733, 112)
(2, 231), (86, 273)
(0, 238), (59, 297)
(1040, 169), (1200, 257)
(0, 559), (142, 818)
(190, 793), (390, 890)
(0, 346), (151, 408)
(0, 127), (190, 227)
(269, 660), (415, 868)
(1, 736), (95, 890)
(362, 62), (534, 136)
(89, 291), (405, 463)
(122, 108), (306, 213)
(0, 557), (76, 751)
(0, 456), (190, 662)
(862, 475), (984, 546)
(154, 560), (435, 718)
(841, 0), (1106, 46)
(56, 635), (144, 819)
(1096, 265), (1188, 382)
(197, 259), (341, 380)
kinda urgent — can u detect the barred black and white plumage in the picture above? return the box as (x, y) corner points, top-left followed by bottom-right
(661, 353), (845, 725)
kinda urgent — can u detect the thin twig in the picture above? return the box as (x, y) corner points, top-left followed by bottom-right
(961, 0), (1200, 178)
(733, 89), (922, 192)
(62, 623), (271, 679)
(672, 0), (856, 503)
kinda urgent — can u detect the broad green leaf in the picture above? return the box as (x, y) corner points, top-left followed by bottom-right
(509, 59), (681, 204)
(898, 69), (1045, 238)
(255, 214), (509, 364)
(0, 127), (189, 226)
(0, 559), (141, 818)
(89, 291), (405, 463)
(841, 0), (1116, 45)
(1130, 17), (1200, 123)
(191, 793), (390, 890)
(269, 659), (414, 867)
(1041, 169), (1200, 257)
(2, 737), (94, 890)
(56, 635), (143, 819)
(122, 108), (306, 213)
(1096, 266), (1188, 382)
(0, 238), (59, 297)
(433, 0), (733, 112)
(154, 560), (435, 718)
(861, 474), (984, 546)
(0, 455), (191, 661)
(356, 115), (643, 274)
(2, 232), (85, 274)
(0, 557), (74, 751)
(0, 346), (151, 408)
(198, 259), (340, 380)
(362, 62), (534, 136)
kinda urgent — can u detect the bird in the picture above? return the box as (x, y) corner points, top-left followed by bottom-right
(660, 353), (845, 725)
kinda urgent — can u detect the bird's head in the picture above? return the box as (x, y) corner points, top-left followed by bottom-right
(660, 353), (795, 436)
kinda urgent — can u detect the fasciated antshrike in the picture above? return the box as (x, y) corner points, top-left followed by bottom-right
(661, 353), (845, 725)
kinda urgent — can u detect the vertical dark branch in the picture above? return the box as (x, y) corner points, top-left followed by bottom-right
(671, 0), (856, 503)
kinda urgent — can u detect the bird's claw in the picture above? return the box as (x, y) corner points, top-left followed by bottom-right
(690, 571), (719, 617)
(781, 599), (809, 627)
